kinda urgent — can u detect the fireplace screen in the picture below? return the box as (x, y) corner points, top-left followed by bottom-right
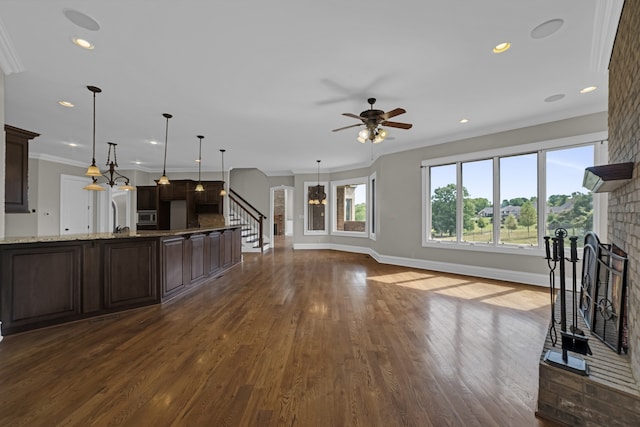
(579, 232), (602, 330)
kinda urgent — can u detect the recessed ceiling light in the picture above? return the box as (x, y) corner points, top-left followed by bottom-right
(459, 118), (469, 124)
(531, 19), (564, 39)
(72, 37), (94, 50)
(580, 86), (597, 94)
(63, 9), (100, 31)
(132, 161), (142, 165)
(58, 101), (74, 108)
(493, 42), (511, 53)
(67, 142), (78, 147)
(544, 94), (565, 102)
(149, 140), (159, 145)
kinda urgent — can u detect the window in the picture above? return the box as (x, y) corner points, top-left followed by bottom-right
(304, 181), (328, 235)
(462, 159), (493, 244)
(332, 177), (367, 236)
(422, 134), (603, 251)
(546, 145), (595, 242)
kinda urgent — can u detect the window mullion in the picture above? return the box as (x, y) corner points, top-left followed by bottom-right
(456, 162), (463, 242)
(538, 150), (546, 247)
(492, 157), (500, 245)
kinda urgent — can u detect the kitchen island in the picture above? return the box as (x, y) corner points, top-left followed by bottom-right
(0, 226), (242, 335)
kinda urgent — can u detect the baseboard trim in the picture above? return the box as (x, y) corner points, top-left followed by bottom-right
(293, 242), (548, 287)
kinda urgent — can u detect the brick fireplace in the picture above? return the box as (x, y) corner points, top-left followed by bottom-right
(608, 0), (640, 383)
(536, 2), (640, 425)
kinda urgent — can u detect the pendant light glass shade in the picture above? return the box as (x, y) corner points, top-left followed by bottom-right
(83, 177), (105, 191)
(158, 113), (172, 185)
(85, 85), (103, 177)
(195, 135), (205, 192)
(219, 149), (227, 196)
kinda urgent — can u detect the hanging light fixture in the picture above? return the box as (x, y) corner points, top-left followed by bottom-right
(219, 149), (227, 196)
(195, 135), (205, 192)
(157, 113), (172, 185)
(83, 86), (135, 191)
(357, 127), (388, 144)
(308, 160), (326, 205)
(85, 85), (102, 177)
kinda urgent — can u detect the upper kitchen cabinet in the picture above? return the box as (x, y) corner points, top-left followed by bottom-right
(136, 186), (158, 211)
(5, 125), (40, 213)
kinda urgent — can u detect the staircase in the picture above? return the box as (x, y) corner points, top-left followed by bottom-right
(228, 189), (270, 253)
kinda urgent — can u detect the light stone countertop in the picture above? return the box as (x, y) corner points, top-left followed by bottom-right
(0, 226), (240, 245)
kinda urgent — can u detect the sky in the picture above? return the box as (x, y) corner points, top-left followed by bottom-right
(430, 145), (594, 203)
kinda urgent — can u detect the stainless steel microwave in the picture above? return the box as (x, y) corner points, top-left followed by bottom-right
(137, 210), (157, 225)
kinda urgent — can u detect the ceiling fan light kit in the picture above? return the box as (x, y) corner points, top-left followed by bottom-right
(332, 97), (412, 143)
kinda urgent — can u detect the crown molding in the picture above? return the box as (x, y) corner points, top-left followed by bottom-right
(0, 16), (24, 74)
(590, 0), (624, 72)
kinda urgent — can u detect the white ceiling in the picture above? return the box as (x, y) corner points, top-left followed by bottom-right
(0, 1), (622, 176)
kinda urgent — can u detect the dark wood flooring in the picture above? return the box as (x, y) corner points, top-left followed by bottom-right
(0, 236), (561, 426)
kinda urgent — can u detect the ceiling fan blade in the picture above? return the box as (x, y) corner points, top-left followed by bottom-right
(381, 108), (406, 120)
(342, 113), (365, 120)
(332, 123), (363, 132)
(381, 121), (413, 129)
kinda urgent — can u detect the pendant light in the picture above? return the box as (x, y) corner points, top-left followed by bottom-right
(85, 85), (102, 178)
(219, 149), (227, 196)
(158, 113), (172, 185)
(308, 160), (326, 205)
(195, 135), (205, 192)
(83, 85), (134, 191)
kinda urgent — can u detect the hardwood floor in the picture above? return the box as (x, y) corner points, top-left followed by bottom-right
(0, 237), (560, 426)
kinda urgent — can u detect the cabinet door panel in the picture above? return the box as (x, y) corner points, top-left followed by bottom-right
(190, 234), (206, 283)
(161, 237), (185, 298)
(1, 245), (81, 332)
(104, 240), (157, 308)
(208, 232), (221, 274)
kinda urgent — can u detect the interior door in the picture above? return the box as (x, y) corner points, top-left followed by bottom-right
(60, 175), (95, 235)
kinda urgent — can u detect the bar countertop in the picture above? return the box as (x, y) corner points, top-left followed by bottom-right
(0, 226), (240, 245)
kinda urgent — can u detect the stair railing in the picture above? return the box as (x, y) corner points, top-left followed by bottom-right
(228, 188), (267, 252)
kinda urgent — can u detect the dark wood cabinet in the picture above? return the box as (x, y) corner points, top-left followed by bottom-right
(189, 233), (206, 284)
(104, 239), (158, 308)
(194, 181), (222, 206)
(161, 236), (186, 299)
(156, 180), (223, 230)
(4, 125), (39, 213)
(208, 231), (221, 274)
(136, 186), (157, 211)
(1, 243), (82, 333)
(221, 229), (233, 268)
(0, 227), (241, 335)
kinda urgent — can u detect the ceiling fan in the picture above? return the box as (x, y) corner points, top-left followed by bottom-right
(332, 98), (412, 143)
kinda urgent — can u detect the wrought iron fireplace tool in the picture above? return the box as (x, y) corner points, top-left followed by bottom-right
(543, 228), (591, 376)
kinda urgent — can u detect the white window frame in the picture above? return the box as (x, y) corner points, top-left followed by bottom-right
(331, 176), (368, 238)
(303, 181), (329, 235)
(421, 131), (608, 254)
(369, 171), (377, 241)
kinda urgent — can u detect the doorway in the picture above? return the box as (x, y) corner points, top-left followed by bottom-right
(270, 186), (294, 248)
(60, 174), (94, 235)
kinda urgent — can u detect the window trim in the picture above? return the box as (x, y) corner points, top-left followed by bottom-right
(303, 180), (329, 236)
(369, 171), (377, 241)
(421, 131), (608, 253)
(331, 176), (368, 238)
